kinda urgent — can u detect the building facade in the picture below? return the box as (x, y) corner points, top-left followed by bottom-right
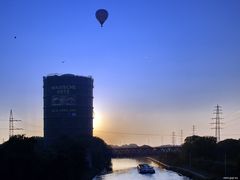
(43, 74), (93, 143)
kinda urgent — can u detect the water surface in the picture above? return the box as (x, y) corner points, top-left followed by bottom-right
(94, 158), (190, 180)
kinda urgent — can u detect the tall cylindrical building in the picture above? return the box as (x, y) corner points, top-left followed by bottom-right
(43, 74), (93, 144)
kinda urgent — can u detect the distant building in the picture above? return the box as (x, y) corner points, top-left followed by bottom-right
(43, 74), (93, 144)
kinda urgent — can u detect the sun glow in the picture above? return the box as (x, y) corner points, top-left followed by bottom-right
(93, 111), (103, 129)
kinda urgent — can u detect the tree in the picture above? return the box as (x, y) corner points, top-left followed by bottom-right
(217, 139), (240, 161)
(182, 136), (217, 160)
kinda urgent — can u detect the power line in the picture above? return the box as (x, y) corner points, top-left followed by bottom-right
(222, 133), (240, 136)
(224, 117), (240, 125)
(23, 121), (42, 128)
(24, 129), (43, 133)
(94, 130), (182, 137)
(221, 109), (239, 127)
(224, 110), (240, 119)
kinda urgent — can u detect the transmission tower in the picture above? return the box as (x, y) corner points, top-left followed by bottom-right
(9, 109), (23, 139)
(211, 104), (223, 142)
(192, 125), (196, 136)
(172, 131), (176, 145)
(180, 129), (183, 144)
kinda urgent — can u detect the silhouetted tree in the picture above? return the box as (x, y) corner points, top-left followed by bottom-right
(182, 135), (217, 160)
(217, 139), (240, 160)
(0, 135), (112, 180)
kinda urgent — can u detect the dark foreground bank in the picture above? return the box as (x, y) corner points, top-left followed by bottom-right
(155, 136), (240, 179)
(0, 135), (112, 180)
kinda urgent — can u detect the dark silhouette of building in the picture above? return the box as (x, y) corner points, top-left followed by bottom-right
(43, 74), (93, 144)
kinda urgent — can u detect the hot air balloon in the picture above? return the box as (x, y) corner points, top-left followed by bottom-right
(96, 9), (108, 27)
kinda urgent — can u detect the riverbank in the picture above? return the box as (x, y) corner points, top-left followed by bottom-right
(147, 157), (213, 180)
(0, 135), (112, 180)
(150, 135), (240, 179)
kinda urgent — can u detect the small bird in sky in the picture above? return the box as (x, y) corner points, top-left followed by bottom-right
(14, 36), (16, 39)
(61, 61), (65, 63)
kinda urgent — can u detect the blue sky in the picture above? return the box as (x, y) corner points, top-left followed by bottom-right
(0, 0), (240, 145)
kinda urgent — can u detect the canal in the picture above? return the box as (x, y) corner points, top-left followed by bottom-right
(94, 158), (191, 180)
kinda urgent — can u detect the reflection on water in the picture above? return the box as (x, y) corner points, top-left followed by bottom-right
(94, 158), (190, 180)
(112, 158), (145, 171)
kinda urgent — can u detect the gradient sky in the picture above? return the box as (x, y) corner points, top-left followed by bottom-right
(0, 0), (240, 145)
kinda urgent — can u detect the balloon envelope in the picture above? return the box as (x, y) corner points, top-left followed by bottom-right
(96, 9), (108, 27)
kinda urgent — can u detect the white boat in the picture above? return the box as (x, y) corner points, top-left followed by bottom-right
(137, 164), (155, 174)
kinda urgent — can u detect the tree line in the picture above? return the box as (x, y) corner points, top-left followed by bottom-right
(0, 135), (112, 180)
(158, 135), (240, 178)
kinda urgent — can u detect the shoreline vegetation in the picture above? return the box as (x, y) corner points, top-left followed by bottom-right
(0, 135), (112, 180)
(153, 136), (240, 179)
(0, 135), (239, 180)
(109, 136), (239, 179)
(148, 157), (210, 179)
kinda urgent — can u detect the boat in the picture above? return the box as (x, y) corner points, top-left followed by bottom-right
(137, 164), (155, 174)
